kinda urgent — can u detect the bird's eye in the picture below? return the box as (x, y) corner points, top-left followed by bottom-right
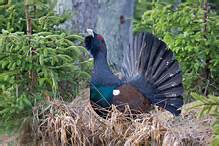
(97, 35), (102, 41)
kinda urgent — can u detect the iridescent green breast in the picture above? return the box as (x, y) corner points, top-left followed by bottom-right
(90, 82), (117, 108)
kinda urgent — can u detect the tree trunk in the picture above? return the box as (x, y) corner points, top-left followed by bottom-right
(54, 0), (134, 71)
(25, 0), (36, 94)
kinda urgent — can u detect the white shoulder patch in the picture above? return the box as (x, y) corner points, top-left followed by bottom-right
(113, 90), (120, 96)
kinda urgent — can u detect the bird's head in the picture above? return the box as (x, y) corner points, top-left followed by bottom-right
(85, 29), (107, 57)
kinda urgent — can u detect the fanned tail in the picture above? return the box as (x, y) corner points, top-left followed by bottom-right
(121, 33), (184, 116)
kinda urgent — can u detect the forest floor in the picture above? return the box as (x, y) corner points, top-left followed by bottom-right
(0, 134), (16, 145)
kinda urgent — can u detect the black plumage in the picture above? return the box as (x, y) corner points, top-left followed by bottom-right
(85, 30), (184, 117)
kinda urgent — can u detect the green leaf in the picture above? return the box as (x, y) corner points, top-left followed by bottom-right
(65, 35), (84, 41)
(37, 32), (53, 36)
(44, 48), (48, 56)
(38, 78), (48, 86)
(2, 60), (9, 68)
(186, 101), (204, 110)
(23, 98), (31, 106)
(40, 54), (44, 65)
(0, 108), (10, 115)
(76, 46), (89, 55)
(42, 67), (48, 78)
(64, 39), (73, 45)
(197, 106), (208, 119)
(39, 16), (46, 25)
(208, 95), (219, 104)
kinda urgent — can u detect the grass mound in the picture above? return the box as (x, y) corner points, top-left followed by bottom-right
(22, 88), (212, 145)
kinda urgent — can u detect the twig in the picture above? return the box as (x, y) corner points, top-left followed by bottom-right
(204, 79), (210, 96)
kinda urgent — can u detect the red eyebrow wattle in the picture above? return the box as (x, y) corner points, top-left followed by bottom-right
(97, 35), (102, 41)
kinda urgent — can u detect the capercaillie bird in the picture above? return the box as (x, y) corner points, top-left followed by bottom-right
(84, 29), (184, 117)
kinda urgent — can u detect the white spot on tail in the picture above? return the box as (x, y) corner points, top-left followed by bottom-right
(113, 90), (120, 96)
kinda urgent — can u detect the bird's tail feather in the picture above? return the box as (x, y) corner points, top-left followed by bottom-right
(121, 33), (184, 116)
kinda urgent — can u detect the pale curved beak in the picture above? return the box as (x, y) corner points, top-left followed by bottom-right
(87, 29), (94, 37)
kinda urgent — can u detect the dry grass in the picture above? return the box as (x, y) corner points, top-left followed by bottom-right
(24, 88), (213, 145)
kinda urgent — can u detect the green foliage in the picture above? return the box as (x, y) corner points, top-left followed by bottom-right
(0, 0), (58, 33)
(133, 0), (180, 35)
(0, 0), (91, 134)
(187, 93), (219, 146)
(132, 0), (219, 100)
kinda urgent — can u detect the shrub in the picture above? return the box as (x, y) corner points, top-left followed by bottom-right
(0, 0), (91, 134)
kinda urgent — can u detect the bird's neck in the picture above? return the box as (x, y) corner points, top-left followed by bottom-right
(91, 52), (122, 86)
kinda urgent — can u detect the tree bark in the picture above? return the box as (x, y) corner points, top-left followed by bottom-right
(54, 0), (134, 71)
(202, 1), (211, 81)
